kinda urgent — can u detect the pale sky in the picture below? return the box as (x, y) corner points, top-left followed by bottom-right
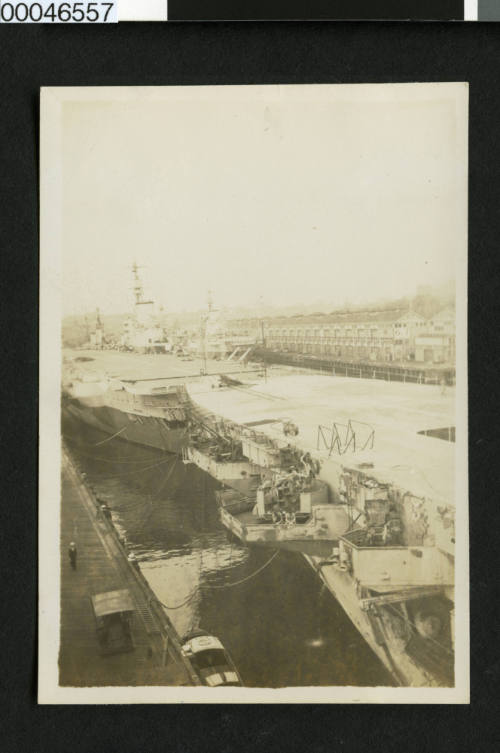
(61, 85), (465, 316)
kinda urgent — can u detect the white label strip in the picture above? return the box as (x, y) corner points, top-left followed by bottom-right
(0, 0), (478, 24)
(118, 0), (166, 20)
(0, 0), (118, 22)
(464, 0), (478, 19)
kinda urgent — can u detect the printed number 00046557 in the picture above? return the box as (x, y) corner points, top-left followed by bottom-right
(0, 1), (117, 22)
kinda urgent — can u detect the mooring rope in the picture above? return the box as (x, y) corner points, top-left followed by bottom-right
(134, 457), (180, 537)
(64, 437), (166, 465)
(152, 590), (198, 611)
(152, 548), (280, 610)
(152, 456), (179, 500)
(205, 549), (280, 589)
(83, 456), (173, 481)
(93, 426), (127, 445)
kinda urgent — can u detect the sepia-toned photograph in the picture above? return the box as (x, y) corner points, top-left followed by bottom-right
(39, 83), (468, 703)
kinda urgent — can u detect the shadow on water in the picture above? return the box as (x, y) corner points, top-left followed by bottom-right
(62, 414), (395, 688)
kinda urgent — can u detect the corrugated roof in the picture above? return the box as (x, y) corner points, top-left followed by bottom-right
(267, 308), (410, 326)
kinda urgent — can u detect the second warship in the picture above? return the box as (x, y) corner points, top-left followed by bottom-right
(182, 371), (456, 687)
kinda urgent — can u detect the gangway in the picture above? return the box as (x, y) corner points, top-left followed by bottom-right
(227, 347), (241, 361)
(237, 347), (253, 362)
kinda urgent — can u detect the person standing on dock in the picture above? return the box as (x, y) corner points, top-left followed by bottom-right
(68, 541), (77, 570)
(100, 503), (112, 522)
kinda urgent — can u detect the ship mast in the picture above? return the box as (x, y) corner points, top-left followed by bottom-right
(132, 261), (146, 305)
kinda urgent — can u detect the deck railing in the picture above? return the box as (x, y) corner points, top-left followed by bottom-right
(339, 531), (454, 588)
(317, 419), (375, 456)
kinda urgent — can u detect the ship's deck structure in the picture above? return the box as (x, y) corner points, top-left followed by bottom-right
(64, 348), (264, 385)
(187, 373), (455, 507)
(186, 372), (457, 687)
(63, 349), (268, 455)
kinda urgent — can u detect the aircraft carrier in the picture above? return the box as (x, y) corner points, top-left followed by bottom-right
(183, 371), (456, 687)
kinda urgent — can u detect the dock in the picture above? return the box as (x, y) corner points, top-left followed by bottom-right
(59, 447), (200, 687)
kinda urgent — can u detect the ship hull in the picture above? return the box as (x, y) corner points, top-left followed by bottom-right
(304, 554), (453, 687)
(186, 382), (456, 687)
(184, 446), (261, 497)
(64, 400), (188, 455)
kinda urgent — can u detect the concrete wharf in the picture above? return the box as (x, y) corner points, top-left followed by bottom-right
(59, 447), (199, 687)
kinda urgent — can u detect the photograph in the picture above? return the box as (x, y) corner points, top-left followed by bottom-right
(39, 83), (468, 703)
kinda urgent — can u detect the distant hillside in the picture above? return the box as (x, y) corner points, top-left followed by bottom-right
(62, 313), (129, 347)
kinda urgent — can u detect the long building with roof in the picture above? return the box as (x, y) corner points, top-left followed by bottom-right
(229, 306), (455, 366)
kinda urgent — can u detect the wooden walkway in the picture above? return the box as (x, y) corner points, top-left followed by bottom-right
(59, 450), (197, 687)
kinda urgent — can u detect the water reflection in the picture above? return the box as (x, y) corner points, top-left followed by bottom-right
(62, 415), (394, 687)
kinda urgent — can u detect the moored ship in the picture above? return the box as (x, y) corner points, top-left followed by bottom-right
(120, 262), (172, 354)
(188, 291), (256, 362)
(62, 263), (188, 453)
(63, 371), (189, 454)
(183, 372), (456, 687)
(187, 291), (230, 361)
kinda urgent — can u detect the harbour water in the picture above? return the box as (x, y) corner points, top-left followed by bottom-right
(63, 417), (394, 688)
